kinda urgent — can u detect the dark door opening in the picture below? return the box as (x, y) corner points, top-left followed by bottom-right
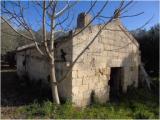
(109, 67), (123, 102)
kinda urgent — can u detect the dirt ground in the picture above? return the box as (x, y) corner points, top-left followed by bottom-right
(1, 62), (52, 119)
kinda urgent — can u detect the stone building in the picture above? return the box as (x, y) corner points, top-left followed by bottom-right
(16, 12), (140, 107)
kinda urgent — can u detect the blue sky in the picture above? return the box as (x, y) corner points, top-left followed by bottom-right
(120, 1), (159, 30)
(68, 1), (159, 30)
(2, 1), (159, 31)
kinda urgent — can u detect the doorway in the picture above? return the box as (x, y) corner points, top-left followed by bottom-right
(109, 67), (123, 101)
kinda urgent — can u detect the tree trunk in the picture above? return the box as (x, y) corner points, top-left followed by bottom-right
(140, 62), (152, 90)
(50, 58), (60, 104)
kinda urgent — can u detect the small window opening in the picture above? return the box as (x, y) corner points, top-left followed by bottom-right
(23, 59), (26, 66)
(47, 75), (50, 83)
(61, 49), (66, 62)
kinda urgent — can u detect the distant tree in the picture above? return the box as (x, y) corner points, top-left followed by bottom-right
(132, 24), (159, 77)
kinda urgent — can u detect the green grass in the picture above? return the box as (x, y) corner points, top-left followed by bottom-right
(16, 79), (159, 119)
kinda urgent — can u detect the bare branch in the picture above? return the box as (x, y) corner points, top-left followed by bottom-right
(120, 0), (133, 12)
(35, 1), (43, 9)
(56, 19), (114, 84)
(2, 2), (34, 37)
(64, 11), (75, 31)
(54, 9), (70, 29)
(54, 1), (78, 18)
(34, 42), (45, 56)
(1, 17), (34, 41)
(99, 12), (144, 19)
(49, 1), (56, 54)
(45, 1), (54, 10)
(42, 1), (53, 59)
(134, 14), (154, 30)
(121, 1), (137, 15)
(86, 0), (97, 15)
(73, 1), (109, 37)
(57, 0), (97, 31)
(1, 16), (45, 55)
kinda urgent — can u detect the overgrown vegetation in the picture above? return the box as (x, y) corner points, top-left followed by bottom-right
(15, 79), (159, 119)
(132, 24), (159, 77)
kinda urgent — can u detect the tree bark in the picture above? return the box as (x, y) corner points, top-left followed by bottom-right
(50, 58), (60, 104)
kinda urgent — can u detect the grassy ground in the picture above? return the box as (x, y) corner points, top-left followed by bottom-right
(15, 84), (159, 119)
(1, 63), (159, 119)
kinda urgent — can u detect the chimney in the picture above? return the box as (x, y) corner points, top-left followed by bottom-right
(77, 12), (92, 28)
(113, 9), (120, 19)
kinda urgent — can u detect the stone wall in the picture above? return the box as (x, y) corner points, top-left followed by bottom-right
(71, 19), (140, 107)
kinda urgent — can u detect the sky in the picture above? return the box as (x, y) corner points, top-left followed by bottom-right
(119, 1), (159, 30)
(69, 1), (159, 30)
(2, 1), (159, 31)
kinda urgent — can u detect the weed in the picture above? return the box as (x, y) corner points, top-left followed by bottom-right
(15, 79), (159, 119)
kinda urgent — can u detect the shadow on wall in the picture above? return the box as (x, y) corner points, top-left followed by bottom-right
(121, 51), (139, 90)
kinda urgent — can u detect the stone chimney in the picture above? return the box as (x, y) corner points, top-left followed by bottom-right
(113, 9), (120, 19)
(77, 12), (92, 28)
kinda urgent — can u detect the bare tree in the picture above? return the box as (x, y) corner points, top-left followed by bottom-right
(1, 1), (146, 104)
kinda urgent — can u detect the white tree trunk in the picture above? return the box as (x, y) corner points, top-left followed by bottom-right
(50, 58), (60, 104)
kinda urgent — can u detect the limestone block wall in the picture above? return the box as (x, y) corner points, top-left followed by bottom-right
(71, 19), (140, 106)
